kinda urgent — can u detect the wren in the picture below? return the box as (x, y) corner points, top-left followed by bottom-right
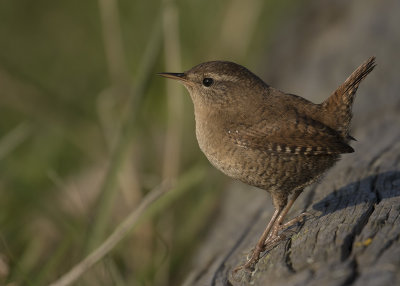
(159, 57), (376, 272)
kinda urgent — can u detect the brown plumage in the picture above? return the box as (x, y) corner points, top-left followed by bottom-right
(159, 56), (376, 273)
(321, 57), (376, 138)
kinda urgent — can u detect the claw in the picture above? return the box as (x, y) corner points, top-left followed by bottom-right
(278, 211), (311, 231)
(262, 233), (287, 251)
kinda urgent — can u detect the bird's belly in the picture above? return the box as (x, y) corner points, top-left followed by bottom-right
(198, 134), (337, 193)
(195, 118), (338, 193)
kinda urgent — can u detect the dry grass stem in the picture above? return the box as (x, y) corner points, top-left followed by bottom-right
(85, 11), (162, 251)
(0, 122), (32, 161)
(49, 183), (168, 286)
(161, 0), (184, 180)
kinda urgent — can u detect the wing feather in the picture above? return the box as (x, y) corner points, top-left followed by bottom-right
(226, 115), (353, 155)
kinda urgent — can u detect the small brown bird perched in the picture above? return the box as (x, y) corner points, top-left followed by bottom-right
(159, 57), (376, 272)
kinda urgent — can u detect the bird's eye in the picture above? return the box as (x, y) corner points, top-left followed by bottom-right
(202, 78), (214, 87)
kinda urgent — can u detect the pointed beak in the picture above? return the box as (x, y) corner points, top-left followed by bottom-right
(157, 72), (186, 81)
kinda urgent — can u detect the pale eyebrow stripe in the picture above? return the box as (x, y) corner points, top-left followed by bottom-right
(205, 73), (239, 82)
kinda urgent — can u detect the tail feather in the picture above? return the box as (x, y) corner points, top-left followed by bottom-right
(322, 56), (376, 138)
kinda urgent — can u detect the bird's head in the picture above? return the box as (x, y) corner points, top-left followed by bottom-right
(158, 61), (268, 109)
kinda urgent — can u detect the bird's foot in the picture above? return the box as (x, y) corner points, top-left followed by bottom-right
(277, 211), (312, 231)
(261, 232), (287, 252)
(232, 210), (312, 279)
(233, 232), (288, 277)
(259, 212), (311, 250)
(232, 244), (263, 274)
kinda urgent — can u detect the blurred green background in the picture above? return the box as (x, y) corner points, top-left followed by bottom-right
(0, 0), (293, 285)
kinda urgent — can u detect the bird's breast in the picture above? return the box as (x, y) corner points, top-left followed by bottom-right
(194, 113), (248, 180)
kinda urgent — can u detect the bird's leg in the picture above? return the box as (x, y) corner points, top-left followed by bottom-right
(264, 189), (304, 245)
(260, 211), (309, 252)
(232, 189), (306, 274)
(262, 232), (288, 252)
(277, 212), (310, 231)
(233, 207), (283, 273)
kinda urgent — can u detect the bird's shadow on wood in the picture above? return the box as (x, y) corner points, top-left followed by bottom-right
(312, 170), (400, 216)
